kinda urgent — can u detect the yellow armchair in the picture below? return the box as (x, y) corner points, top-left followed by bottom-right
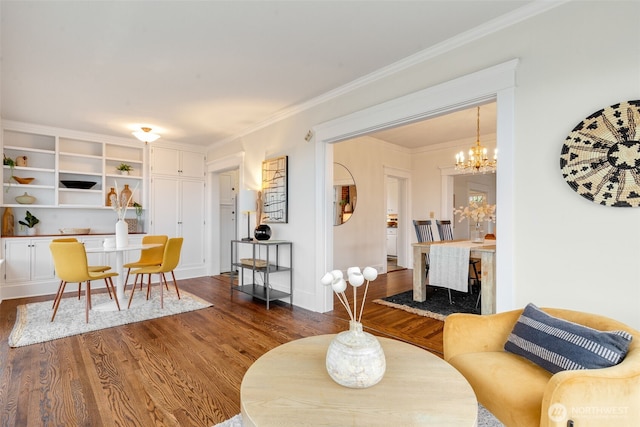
(444, 308), (640, 427)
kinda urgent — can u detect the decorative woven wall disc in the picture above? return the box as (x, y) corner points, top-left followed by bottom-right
(560, 100), (640, 207)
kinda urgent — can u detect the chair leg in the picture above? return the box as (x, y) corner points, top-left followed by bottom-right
(146, 274), (152, 300)
(51, 281), (68, 322)
(470, 262), (480, 286)
(105, 279), (113, 300)
(447, 288), (453, 305)
(87, 281), (92, 309)
(52, 280), (64, 308)
(476, 290), (482, 309)
(123, 268), (131, 292)
(170, 271), (181, 299)
(102, 277), (121, 311)
(127, 276), (138, 309)
(160, 273), (164, 309)
(85, 281), (91, 323)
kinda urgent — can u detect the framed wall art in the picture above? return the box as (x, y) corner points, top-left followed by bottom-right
(261, 155), (288, 223)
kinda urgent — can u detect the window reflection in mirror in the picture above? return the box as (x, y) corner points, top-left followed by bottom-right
(334, 163), (357, 226)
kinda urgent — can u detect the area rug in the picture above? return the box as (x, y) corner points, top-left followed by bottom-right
(373, 286), (480, 321)
(213, 405), (503, 426)
(8, 288), (213, 347)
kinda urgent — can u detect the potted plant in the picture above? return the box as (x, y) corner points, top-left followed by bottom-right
(19, 210), (39, 236)
(116, 163), (133, 175)
(3, 155), (15, 192)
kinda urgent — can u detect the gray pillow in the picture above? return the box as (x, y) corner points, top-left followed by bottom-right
(504, 303), (632, 374)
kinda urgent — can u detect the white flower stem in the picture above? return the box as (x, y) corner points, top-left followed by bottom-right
(353, 285), (357, 323)
(113, 180), (139, 220)
(357, 281), (370, 323)
(338, 292), (354, 321)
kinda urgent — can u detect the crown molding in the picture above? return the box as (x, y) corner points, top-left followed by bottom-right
(209, 0), (567, 149)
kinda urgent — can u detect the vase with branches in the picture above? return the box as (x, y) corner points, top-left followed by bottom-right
(320, 266), (386, 388)
(110, 181), (138, 246)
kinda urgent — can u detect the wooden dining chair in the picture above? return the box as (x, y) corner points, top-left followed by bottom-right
(436, 219), (481, 307)
(435, 220), (454, 241)
(413, 220), (434, 277)
(128, 237), (183, 309)
(413, 220), (434, 244)
(49, 241), (120, 323)
(51, 237), (115, 304)
(123, 235), (168, 292)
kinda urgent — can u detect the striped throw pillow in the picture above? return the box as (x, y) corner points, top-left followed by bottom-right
(504, 303), (632, 374)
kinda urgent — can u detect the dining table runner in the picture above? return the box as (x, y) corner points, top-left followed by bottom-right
(429, 240), (484, 292)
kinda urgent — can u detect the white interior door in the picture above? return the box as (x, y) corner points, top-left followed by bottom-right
(219, 169), (238, 272)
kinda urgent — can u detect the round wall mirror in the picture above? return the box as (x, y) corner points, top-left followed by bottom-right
(334, 163), (357, 226)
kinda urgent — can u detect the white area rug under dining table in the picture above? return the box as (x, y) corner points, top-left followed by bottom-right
(8, 287), (213, 347)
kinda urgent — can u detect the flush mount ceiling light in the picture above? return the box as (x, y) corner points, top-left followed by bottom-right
(132, 127), (160, 144)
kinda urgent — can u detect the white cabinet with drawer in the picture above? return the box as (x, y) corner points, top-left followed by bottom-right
(386, 228), (397, 257)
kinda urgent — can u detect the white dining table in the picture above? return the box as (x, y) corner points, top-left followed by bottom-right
(86, 243), (162, 311)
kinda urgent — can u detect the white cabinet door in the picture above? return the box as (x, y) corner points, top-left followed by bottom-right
(151, 176), (205, 271)
(4, 239), (32, 283)
(180, 150), (205, 179)
(31, 239), (55, 281)
(4, 238), (55, 283)
(151, 176), (181, 236)
(386, 231), (397, 256)
(151, 147), (205, 178)
(151, 147), (181, 176)
(179, 179), (205, 270)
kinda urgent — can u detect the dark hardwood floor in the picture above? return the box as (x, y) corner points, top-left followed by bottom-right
(0, 269), (443, 426)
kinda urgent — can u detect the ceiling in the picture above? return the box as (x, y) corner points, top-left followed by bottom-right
(369, 101), (497, 149)
(1, 1), (532, 148)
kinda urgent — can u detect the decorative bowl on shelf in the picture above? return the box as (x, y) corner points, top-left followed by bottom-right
(11, 176), (35, 184)
(59, 227), (91, 235)
(60, 180), (97, 189)
(15, 192), (36, 204)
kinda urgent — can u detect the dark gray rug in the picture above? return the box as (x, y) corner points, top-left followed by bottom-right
(373, 286), (480, 321)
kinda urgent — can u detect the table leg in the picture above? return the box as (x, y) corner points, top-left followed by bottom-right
(93, 251), (127, 312)
(413, 245), (427, 302)
(114, 251), (125, 301)
(480, 251), (496, 315)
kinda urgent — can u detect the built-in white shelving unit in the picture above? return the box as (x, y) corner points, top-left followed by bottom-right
(2, 122), (145, 209)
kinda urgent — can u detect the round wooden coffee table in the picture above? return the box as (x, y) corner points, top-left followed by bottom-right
(241, 334), (477, 426)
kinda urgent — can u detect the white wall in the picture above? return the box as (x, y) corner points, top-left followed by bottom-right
(207, 2), (640, 328)
(332, 136), (411, 273)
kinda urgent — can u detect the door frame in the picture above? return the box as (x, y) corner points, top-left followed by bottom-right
(207, 152), (246, 276)
(313, 59), (517, 313)
(383, 167), (411, 270)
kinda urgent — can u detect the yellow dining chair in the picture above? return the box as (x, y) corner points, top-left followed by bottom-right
(128, 237), (183, 309)
(52, 238), (112, 272)
(49, 242), (120, 323)
(123, 235), (168, 292)
(51, 237), (115, 305)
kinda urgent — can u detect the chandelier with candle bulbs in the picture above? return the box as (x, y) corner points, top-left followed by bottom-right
(455, 106), (497, 173)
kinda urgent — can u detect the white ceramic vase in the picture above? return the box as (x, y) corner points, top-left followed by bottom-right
(325, 320), (386, 388)
(115, 219), (128, 248)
